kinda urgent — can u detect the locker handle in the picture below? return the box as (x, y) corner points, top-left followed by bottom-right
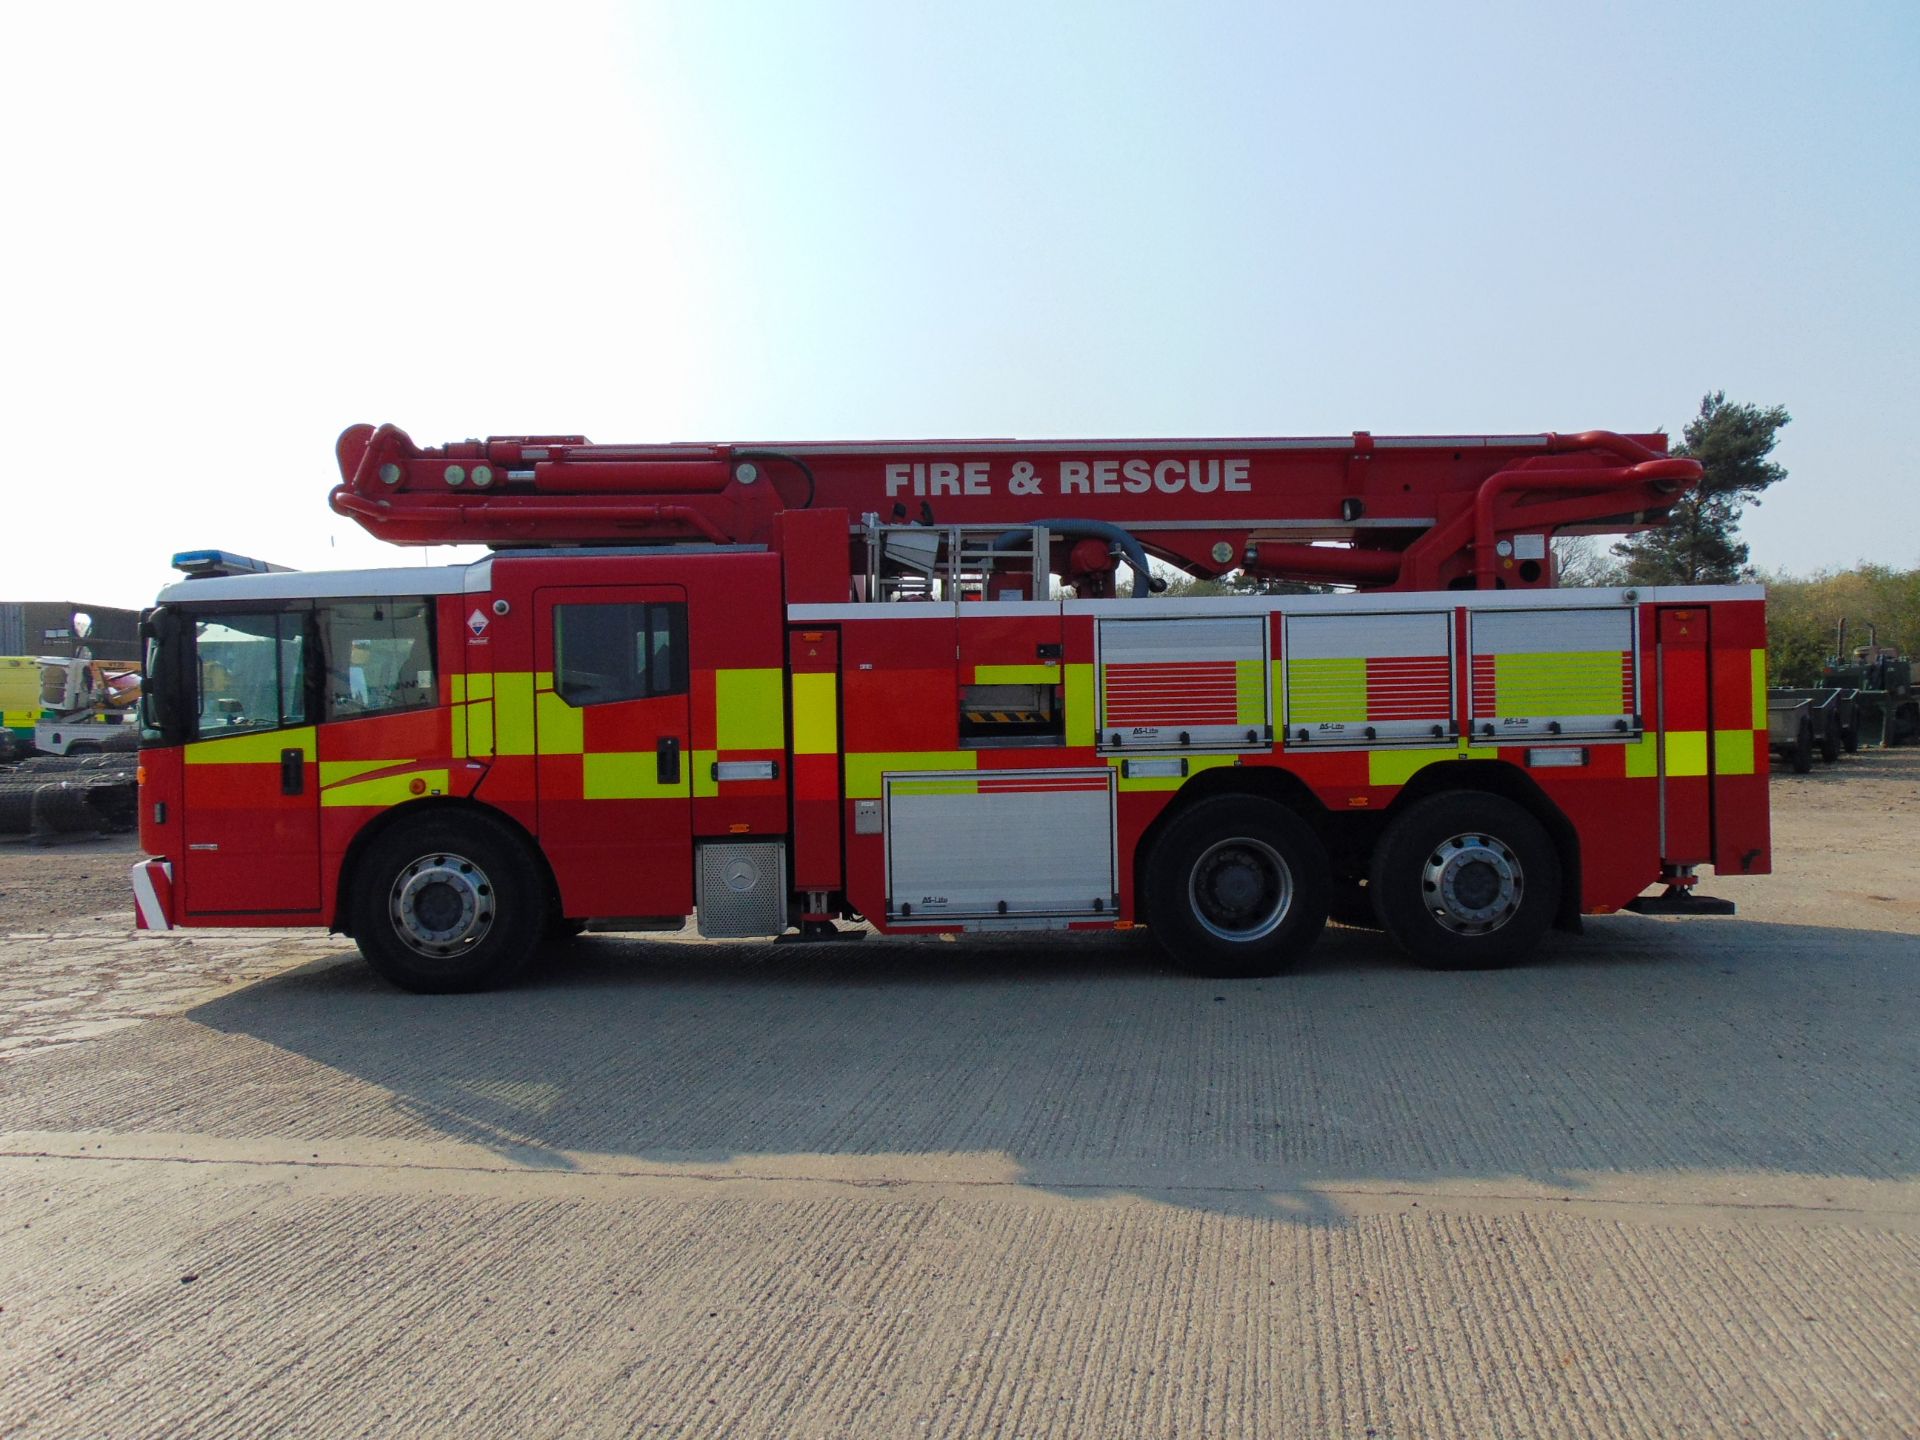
(280, 749), (304, 796)
(656, 736), (681, 784)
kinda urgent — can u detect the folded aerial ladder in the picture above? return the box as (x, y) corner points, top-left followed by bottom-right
(332, 423), (1699, 594)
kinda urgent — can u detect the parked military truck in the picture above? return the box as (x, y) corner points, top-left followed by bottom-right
(1825, 626), (1918, 747)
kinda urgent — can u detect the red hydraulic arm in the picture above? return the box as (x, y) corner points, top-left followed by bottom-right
(331, 423), (1699, 593)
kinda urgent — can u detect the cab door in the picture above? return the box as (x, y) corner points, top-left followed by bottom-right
(180, 609), (322, 917)
(534, 586), (694, 919)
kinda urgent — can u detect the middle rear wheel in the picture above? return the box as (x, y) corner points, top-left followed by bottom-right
(1144, 795), (1330, 978)
(1369, 791), (1560, 971)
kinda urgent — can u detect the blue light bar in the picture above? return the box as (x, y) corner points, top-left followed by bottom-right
(171, 550), (293, 578)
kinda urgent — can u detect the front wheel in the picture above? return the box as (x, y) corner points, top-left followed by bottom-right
(351, 811), (550, 993)
(1369, 792), (1560, 971)
(1144, 795), (1330, 978)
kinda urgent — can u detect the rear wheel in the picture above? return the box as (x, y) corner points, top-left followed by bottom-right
(352, 812), (549, 993)
(1369, 792), (1560, 971)
(1818, 713), (1841, 763)
(1144, 795), (1330, 978)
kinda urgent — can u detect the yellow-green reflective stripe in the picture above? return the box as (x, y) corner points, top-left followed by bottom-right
(791, 672), (838, 755)
(584, 751), (691, 800)
(692, 747), (720, 798)
(1287, 657), (1366, 723)
(716, 668), (785, 750)
(1235, 659), (1265, 725)
(1623, 734), (1659, 778)
(845, 750), (976, 799)
(185, 726), (316, 764)
(1367, 743), (1469, 787)
(467, 699), (494, 756)
(1750, 649), (1767, 730)
(1064, 664), (1095, 747)
(493, 672), (534, 755)
(536, 690), (584, 755)
(319, 758), (409, 785)
(320, 768), (449, 808)
(1664, 729), (1708, 778)
(1713, 728), (1756, 776)
(465, 673), (493, 700)
(1490, 652), (1624, 717)
(890, 778), (979, 796)
(974, 664), (1060, 685)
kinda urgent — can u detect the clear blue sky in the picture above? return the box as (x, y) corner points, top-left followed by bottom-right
(3, 0), (1914, 607)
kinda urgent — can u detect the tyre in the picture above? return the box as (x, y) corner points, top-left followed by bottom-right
(1368, 791), (1561, 971)
(1143, 795), (1330, 978)
(1790, 719), (1814, 774)
(1842, 723), (1860, 755)
(351, 811), (550, 993)
(1818, 714), (1840, 764)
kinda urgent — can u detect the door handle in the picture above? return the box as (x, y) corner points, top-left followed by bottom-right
(656, 736), (681, 784)
(281, 748), (305, 796)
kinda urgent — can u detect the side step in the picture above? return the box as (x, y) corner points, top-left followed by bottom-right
(1625, 887), (1737, 917)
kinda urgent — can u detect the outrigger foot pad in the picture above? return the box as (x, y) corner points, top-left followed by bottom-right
(1625, 887), (1736, 917)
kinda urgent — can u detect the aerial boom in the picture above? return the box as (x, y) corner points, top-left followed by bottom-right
(332, 423), (1698, 594)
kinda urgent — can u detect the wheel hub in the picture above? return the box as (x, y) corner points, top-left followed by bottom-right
(390, 853), (495, 958)
(1188, 837), (1293, 942)
(1422, 833), (1522, 934)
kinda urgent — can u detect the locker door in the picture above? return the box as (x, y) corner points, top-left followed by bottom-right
(1657, 607), (1712, 863)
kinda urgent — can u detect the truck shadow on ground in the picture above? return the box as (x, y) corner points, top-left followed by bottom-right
(26, 915), (1920, 1222)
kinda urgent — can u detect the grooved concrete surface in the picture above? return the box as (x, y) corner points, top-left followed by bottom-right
(2, 753), (1918, 1438)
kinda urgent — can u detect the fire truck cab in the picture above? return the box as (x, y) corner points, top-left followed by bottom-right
(132, 425), (1769, 991)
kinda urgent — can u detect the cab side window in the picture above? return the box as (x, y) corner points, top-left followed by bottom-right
(194, 612), (307, 738)
(554, 602), (687, 706)
(322, 600), (437, 720)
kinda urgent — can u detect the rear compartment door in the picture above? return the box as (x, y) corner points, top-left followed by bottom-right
(1656, 606), (1713, 863)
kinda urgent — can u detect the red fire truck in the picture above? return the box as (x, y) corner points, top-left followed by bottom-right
(132, 424), (1768, 992)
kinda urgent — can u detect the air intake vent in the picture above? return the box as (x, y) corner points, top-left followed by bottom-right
(695, 842), (787, 938)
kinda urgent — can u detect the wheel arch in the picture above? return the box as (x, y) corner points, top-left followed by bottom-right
(1131, 765), (1334, 927)
(329, 797), (560, 934)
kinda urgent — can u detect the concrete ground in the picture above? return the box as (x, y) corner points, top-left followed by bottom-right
(1, 754), (1917, 1438)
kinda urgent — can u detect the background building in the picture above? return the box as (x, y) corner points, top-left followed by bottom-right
(0, 602), (142, 662)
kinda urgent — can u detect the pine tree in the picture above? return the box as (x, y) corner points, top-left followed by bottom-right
(1614, 392), (1791, 585)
